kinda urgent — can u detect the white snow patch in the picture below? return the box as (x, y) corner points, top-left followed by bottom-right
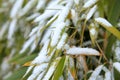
(104, 71), (111, 80)
(90, 28), (96, 35)
(57, 0), (73, 22)
(26, 13), (40, 21)
(10, 0), (23, 18)
(95, 17), (112, 27)
(71, 9), (78, 26)
(57, 33), (68, 49)
(32, 40), (51, 64)
(29, 27), (39, 37)
(41, 29), (51, 45)
(42, 58), (60, 80)
(8, 19), (17, 40)
(83, 0), (98, 9)
(43, 64), (55, 80)
(63, 44), (70, 50)
(28, 63), (48, 80)
(34, 0), (64, 23)
(20, 35), (36, 54)
(86, 5), (97, 20)
(113, 62), (120, 72)
(30, 42), (36, 53)
(34, 9), (59, 22)
(88, 65), (103, 80)
(103, 67), (111, 80)
(35, 0), (46, 11)
(66, 47), (100, 56)
(18, 0), (37, 17)
(50, 22), (65, 47)
(74, 0), (79, 5)
(114, 40), (120, 61)
(36, 71), (45, 80)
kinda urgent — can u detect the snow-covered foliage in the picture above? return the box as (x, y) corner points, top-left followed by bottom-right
(0, 0), (120, 80)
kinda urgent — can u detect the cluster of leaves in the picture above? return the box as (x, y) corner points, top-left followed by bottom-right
(0, 0), (120, 80)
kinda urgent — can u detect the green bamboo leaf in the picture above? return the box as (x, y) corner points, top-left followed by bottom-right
(5, 67), (27, 80)
(108, 0), (120, 26)
(9, 53), (26, 63)
(22, 66), (35, 80)
(14, 54), (37, 65)
(95, 17), (120, 40)
(52, 56), (67, 80)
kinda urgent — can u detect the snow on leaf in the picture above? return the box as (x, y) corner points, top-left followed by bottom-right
(103, 67), (111, 80)
(71, 9), (78, 26)
(66, 47), (100, 56)
(32, 40), (50, 64)
(83, 0), (98, 9)
(95, 17), (112, 27)
(29, 27), (39, 37)
(88, 65), (103, 80)
(90, 28), (96, 35)
(20, 35), (36, 54)
(34, 9), (59, 23)
(50, 22), (65, 47)
(56, 0), (73, 22)
(26, 13), (40, 21)
(35, 0), (47, 11)
(27, 63), (48, 80)
(113, 62), (120, 72)
(30, 42), (36, 53)
(104, 71), (111, 80)
(10, 0), (23, 18)
(57, 33), (68, 49)
(74, 0), (79, 5)
(95, 17), (120, 40)
(23, 66), (33, 78)
(34, 0), (63, 23)
(18, 0), (37, 17)
(42, 57), (61, 80)
(86, 5), (97, 20)
(114, 40), (120, 61)
(8, 19), (17, 40)
(41, 30), (51, 45)
(36, 71), (45, 80)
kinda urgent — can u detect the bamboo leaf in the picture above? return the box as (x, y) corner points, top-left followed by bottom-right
(108, 0), (120, 26)
(14, 54), (37, 65)
(52, 56), (67, 80)
(89, 23), (98, 46)
(5, 67), (27, 80)
(95, 17), (120, 40)
(88, 65), (103, 80)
